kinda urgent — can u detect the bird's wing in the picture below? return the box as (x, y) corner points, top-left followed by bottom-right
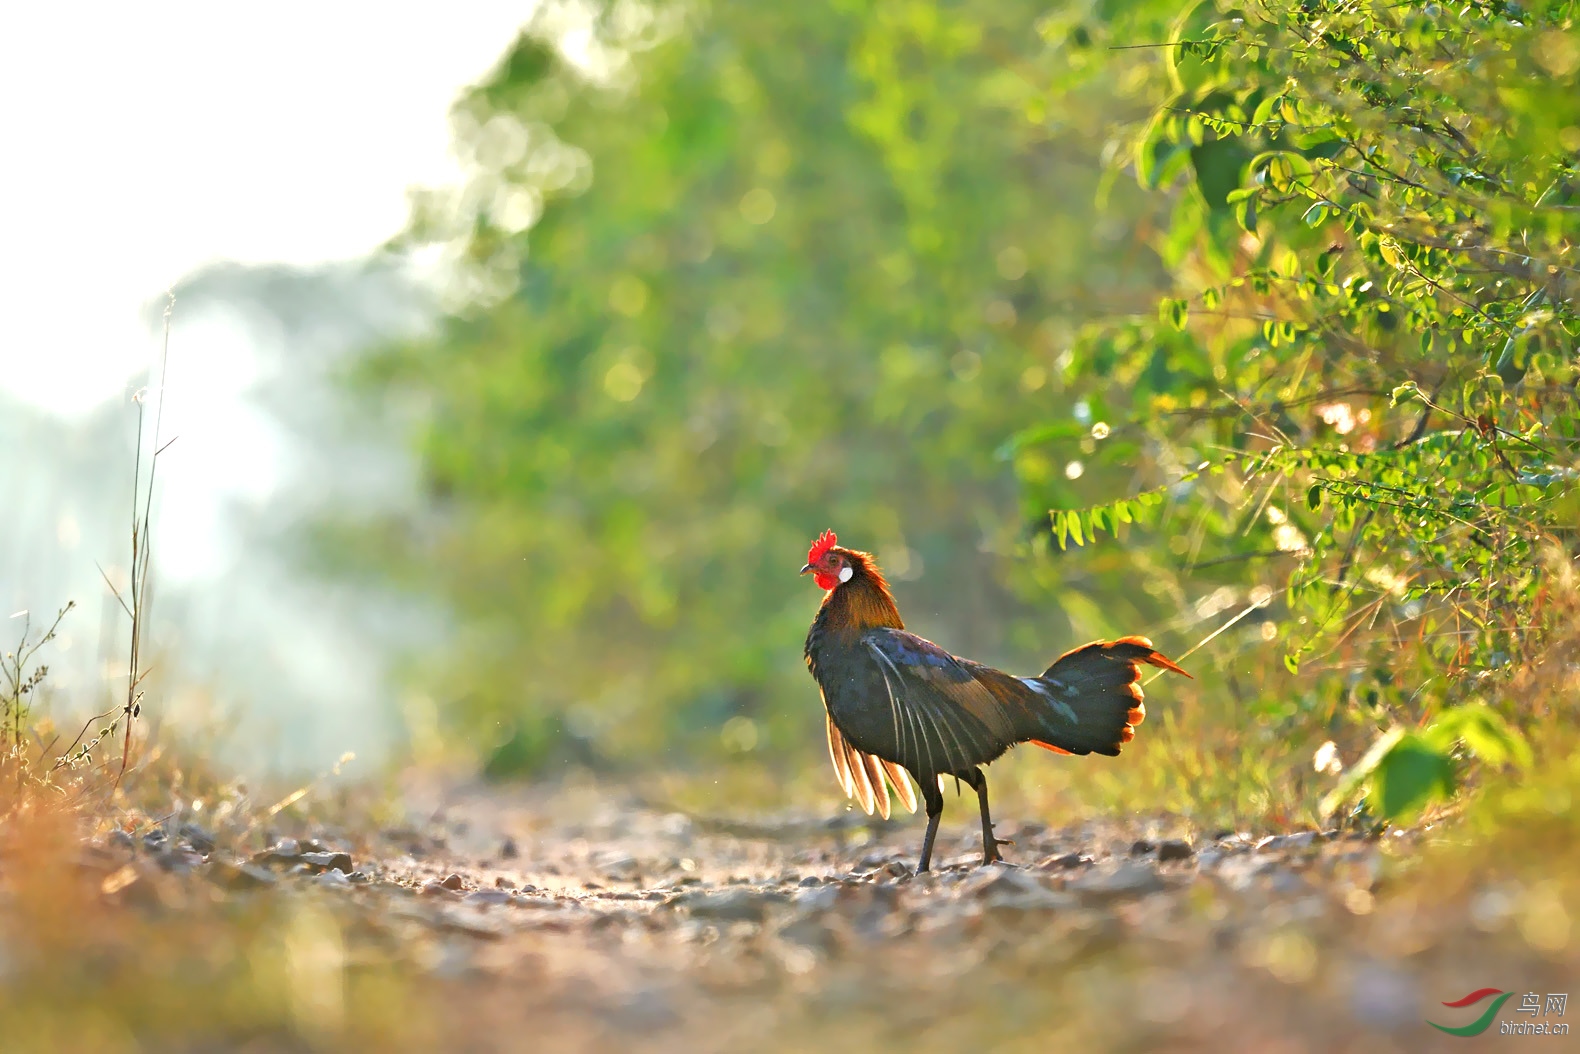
(858, 628), (1034, 777)
(825, 710), (917, 819)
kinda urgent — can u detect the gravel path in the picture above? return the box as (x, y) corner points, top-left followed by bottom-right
(82, 783), (1576, 1052)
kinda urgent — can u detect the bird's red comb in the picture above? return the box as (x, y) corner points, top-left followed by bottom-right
(807, 529), (838, 565)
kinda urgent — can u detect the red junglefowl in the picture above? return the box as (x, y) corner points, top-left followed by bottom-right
(800, 530), (1190, 872)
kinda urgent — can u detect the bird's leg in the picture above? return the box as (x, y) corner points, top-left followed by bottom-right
(963, 767), (1009, 866)
(916, 779), (945, 873)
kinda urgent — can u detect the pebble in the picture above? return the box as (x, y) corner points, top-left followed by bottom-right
(1039, 852), (1093, 870)
(178, 823), (216, 855)
(252, 839), (304, 868)
(300, 851), (355, 874)
(465, 888), (513, 906)
(670, 888), (787, 922)
(1069, 862), (1166, 901)
(209, 859), (277, 890)
(971, 867), (1078, 912)
(1256, 831), (1324, 852)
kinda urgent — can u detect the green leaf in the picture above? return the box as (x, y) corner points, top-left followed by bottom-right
(1159, 297), (1189, 331)
(1306, 483), (1323, 510)
(1424, 703), (1532, 770)
(1233, 195), (1257, 233)
(1372, 734), (1455, 823)
(1389, 381), (1421, 407)
(1319, 727), (1404, 820)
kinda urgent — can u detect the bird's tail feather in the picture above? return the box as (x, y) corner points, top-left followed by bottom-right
(1023, 636), (1190, 758)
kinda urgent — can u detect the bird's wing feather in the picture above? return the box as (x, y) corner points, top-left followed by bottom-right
(859, 628), (1036, 774)
(826, 711), (916, 816)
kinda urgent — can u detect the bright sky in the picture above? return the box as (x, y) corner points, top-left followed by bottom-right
(0, 5), (537, 770)
(0, 3), (530, 416)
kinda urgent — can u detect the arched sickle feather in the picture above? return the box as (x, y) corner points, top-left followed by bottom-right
(1109, 635), (1194, 678)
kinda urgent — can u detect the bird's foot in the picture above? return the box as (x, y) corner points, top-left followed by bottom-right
(980, 836), (1015, 866)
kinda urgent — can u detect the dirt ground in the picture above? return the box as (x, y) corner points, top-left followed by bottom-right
(87, 778), (1551, 1054)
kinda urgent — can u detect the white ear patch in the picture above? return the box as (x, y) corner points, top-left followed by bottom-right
(838, 565), (854, 583)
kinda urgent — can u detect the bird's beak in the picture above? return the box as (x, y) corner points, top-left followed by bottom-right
(798, 563), (813, 575)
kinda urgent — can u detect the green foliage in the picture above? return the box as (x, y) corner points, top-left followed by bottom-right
(1319, 702), (1532, 822)
(353, 0), (1576, 817)
(1039, 0), (1579, 817)
(354, 0), (1184, 770)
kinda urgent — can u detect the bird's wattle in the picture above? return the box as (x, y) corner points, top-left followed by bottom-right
(813, 571), (838, 590)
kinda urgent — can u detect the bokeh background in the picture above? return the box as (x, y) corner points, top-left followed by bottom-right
(4, 0), (1574, 831)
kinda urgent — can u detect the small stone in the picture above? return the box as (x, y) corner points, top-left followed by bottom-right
(1256, 831), (1323, 853)
(315, 869), (352, 888)
(970, 867), (1075, 912)
(499, 837), (520, 860)
(670, 888), (787, 922)
(1131, 839), (1156, 856)
(210, 859), (277, 889)
(1158, 839), (1195, 862)
(1039, 852), (1093, 870)
(494, 877), (516, 889)
(1215, 854), (1278, 891)
(1069, 861), (1166, 901)
(439, 873), (466, 891)
(141, 827), (168, 851)
(792, 885), (839, 913)
(347, 871), (372, 883)
(300, 851), (355, 874)
(155, 848), (204, 874)
(421, 880), (462, 897)
(465, 888), (512, 906)
(798, 875), (822, 887)
(179, 823), (216, 854)
(252, 839), (303, 868)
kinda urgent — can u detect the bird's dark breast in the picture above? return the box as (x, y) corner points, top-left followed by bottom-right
(809, 642), (905, 754)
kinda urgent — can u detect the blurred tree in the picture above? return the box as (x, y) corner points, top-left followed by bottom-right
(348, 0), (1186, 773)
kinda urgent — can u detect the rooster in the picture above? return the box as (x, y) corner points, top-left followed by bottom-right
(801, 530), (1189, 871)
